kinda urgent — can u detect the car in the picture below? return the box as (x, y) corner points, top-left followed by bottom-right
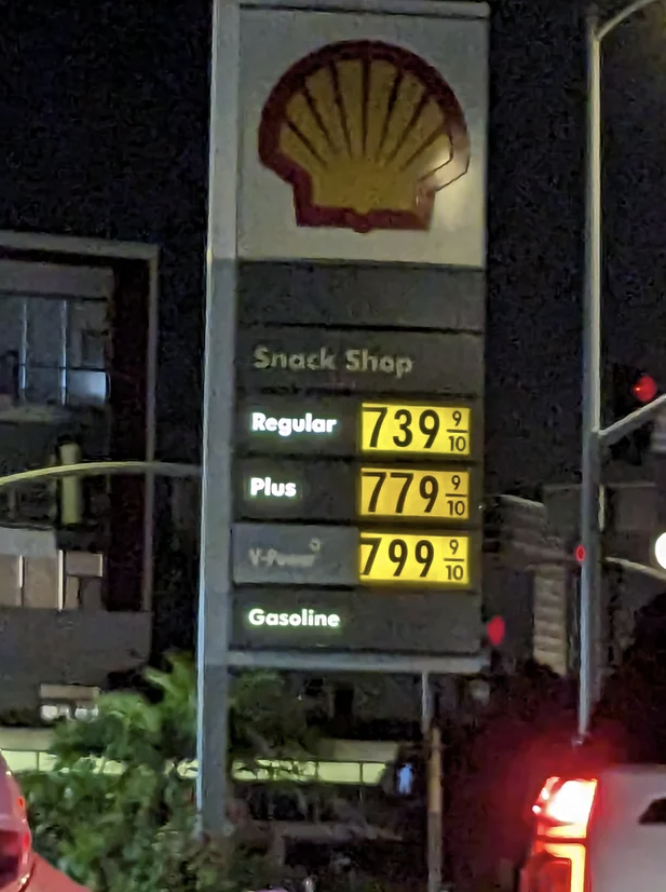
(521, 766), (666, 892)
(0, 750), (89, 891)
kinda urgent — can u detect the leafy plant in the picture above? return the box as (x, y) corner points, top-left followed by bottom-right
(21, 655), (316, 891)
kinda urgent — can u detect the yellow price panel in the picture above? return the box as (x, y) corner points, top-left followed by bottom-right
(358, 532), (470, 587)
(360, 403), (471, 457)
(359, 467), (469, 520)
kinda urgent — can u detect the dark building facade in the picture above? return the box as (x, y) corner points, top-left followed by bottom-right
(0, 1), (210, 707)
(0, 229), (158, 708)
(0, 0), (210, 454)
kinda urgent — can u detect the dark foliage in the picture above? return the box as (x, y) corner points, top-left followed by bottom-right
(21, 656), (317, 891)
(595, 591), (666, 763)
(445, 661), (577, 891)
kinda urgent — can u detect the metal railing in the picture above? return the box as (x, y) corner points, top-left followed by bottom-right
(1, 747), (401, 828)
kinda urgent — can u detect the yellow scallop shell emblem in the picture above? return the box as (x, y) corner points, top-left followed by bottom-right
(259, 40), (470, 234)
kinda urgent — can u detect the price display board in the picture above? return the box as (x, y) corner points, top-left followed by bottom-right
(236, 396), (478, 460)
(358, 467), (469, 520)
(358, 531), (470, 587)
(360, 403), (471, 457)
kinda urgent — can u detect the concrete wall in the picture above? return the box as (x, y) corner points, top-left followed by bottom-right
(0, 609), (151, 711)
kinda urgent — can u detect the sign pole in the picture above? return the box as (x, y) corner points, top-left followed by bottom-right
(422, 673), (442, 892)
(197, 0), (241, 834)
(205, 0), (487, 848)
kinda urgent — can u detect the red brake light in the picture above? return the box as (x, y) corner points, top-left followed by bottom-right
(533, 777), (598, 829)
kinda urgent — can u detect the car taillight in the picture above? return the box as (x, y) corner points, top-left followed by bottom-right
(522, 777), (598, 892)
(533, 777), (598, 837)
(521, 852), (572, 892)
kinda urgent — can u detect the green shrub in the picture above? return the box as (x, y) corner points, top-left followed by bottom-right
(22, 655), (315, 891)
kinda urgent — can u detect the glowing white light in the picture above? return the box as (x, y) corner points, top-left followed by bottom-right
(655, 532), (666, 569)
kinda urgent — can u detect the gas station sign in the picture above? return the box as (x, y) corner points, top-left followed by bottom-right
(236, 327), (483, 395)
(233, 334), (483, 652)
(233, 522), (480, 591)
(219, 0), (489, 660)
(197, 0), (490, 835)
(234, 458), (479, 526)
(232, 588), (483, 655)
(236, 395), (481, 461)
(232, 523), (358, 586)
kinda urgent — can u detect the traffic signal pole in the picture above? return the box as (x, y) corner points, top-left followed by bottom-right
(599, 392), (666, 447)
(580, 6), (603, 742)
(581, 0), (665, 741)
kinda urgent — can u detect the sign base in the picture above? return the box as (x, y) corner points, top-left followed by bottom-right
(228, 648), (486, 674)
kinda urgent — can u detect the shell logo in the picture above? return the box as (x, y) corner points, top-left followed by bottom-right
(258, 40), (471, 234)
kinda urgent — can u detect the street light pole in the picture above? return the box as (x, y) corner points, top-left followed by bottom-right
(580, 0), (666, 740)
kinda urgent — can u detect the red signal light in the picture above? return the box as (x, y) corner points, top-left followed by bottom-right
(486, 616), (506, 647)
(575, 544), (586, 564)
(632, 374), (657, 404)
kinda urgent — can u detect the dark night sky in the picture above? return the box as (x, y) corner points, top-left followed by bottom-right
(0, 0), (663, 492)
(488, 0), (666, 491)
(0, 0), (211, 458)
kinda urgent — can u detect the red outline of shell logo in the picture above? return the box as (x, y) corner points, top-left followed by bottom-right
(258, 40), (471, 234)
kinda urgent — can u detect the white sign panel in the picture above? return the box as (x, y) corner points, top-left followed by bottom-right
(237, 6), (488, 266)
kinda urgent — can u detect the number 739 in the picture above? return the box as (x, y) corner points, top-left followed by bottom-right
(360, 403), (471, 456)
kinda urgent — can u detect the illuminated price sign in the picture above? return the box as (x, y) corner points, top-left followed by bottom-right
(358, 532), (469, 587)
(360, 403), (471, 457)
(358, 467), (469, 520)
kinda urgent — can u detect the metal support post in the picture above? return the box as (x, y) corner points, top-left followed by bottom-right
(579, 9), (603, 741)
(422, 673), (442, 892)
(196, 0), (241, 834)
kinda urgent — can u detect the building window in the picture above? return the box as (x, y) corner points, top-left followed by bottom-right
(0, 289), (109, 409)
(0, 483), (53, 526)
(80, 330), (106, 370)
(66, 299), (108, 407)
